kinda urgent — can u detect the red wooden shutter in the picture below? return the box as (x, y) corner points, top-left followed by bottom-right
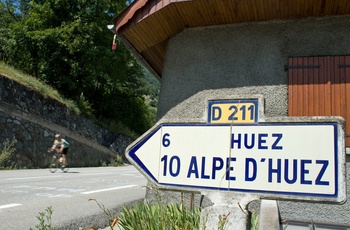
(288, 56), (350, 146)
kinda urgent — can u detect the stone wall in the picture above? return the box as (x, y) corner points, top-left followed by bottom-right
(0, 74), (134, 168)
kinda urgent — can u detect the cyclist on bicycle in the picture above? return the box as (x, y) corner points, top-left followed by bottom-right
(49, 134), (69, 168)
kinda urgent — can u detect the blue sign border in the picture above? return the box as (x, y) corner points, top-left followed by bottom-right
(128, 122), (339, 199)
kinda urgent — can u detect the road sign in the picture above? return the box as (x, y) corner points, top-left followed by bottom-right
(126, 120), (346, 203)
(207, 99), (258, 124)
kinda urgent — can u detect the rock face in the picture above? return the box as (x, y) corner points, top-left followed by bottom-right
(0, 75), (133, 168)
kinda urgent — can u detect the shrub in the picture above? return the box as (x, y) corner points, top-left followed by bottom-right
(30, 206), (55, 230)
(117, 201), (201, 230)
(0, 137), (17, 167)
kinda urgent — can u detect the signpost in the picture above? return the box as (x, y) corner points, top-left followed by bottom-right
(125, 97), (346, 229)
(126, 120), (345, 203)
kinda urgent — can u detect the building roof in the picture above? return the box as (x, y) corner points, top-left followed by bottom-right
(112, 0), (350, 80)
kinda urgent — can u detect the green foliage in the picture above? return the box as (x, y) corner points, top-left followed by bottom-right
(0, 0), (159, 135)
(98, 119), (139, 139)
(30, 206), (55, 230)
(250, 212), (259, 230)
(113, 154), (124, 166)
(0, 137), (17, 167)
(90, 195), (259, 230)
(0, 61), (81, 114)
(100, 155), (124, 167)
(141, 67), (160, 109)
(117, 202), (201, 230)
(141, 67), (160, 124)
(76, 93), (94, 119)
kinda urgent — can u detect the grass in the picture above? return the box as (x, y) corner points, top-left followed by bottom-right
(89, 192), (259, 230)
(89, 199), (201, 230)
(112, 202), (260, 230)
(0, 62), (139, 139)
(0, 62), (79, 114)
(29, 199), (259, 230)
(117, 201), (201, 230)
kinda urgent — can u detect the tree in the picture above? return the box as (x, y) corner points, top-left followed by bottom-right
(1, 0), (154, 134)
(0, 0), (20, 60)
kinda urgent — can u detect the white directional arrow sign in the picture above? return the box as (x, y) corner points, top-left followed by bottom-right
(126, 120), (346, 202)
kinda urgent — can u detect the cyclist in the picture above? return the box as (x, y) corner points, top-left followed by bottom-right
(49, 134), (69, 169)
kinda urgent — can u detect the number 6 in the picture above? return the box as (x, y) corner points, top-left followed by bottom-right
(162, 133), (170, 147)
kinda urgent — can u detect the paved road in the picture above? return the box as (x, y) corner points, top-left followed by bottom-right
(0, 165), (147, 230)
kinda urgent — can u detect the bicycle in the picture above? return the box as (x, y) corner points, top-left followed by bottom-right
(48, 149), (68, 173)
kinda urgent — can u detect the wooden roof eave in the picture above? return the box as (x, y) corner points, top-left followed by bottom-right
(113, 0), (168, 80)
(112, 0), (350, 80)
(113, 0), (149, 34)
(119, 34), (162, 81)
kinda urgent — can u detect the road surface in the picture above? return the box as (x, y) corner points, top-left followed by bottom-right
(0, 165), (147, 229)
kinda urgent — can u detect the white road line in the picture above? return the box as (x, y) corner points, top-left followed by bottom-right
(0, 203), (22, 210)
(6, 176), (62, 180)
(80, 185), (137, 195)
(79, 173), (113, 176)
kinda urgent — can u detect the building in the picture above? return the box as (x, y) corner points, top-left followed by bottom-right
(112, 0), (350, 229)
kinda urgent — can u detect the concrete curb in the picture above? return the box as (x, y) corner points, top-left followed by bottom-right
(57, 198), (144, 230)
